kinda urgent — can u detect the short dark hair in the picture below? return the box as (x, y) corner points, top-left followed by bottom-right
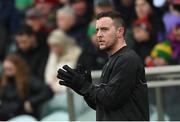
(96, 11), (126, 29)
(16, 24), (35, 36)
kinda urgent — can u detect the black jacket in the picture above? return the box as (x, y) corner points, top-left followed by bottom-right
(0, 76), (53, 120)
(17, 45), (49, 81)
(133, 39), (156, 64)
(84, 46), (149, 121)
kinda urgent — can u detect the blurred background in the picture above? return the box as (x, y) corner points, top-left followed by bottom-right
(0, 0), (180, 121)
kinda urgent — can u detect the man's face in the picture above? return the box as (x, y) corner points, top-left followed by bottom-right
(96, 17), (117, 51)
(135, 0), (152, 18)
(15, 35), (34, 51)
(71, 1), (87, 16)
(56, 12), (75, 31)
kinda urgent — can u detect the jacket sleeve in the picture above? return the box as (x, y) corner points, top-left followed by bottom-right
(84, 95), (96, 110)
(84, 55), (138, 110)
(27, 77), (54, 108)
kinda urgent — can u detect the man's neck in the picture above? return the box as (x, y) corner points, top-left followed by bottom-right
(107, 41), (127, 56)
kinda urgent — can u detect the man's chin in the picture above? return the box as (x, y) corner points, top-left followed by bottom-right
(99, 46), (106, 50)
(99, 46), (109, 51)
(99, 45), (113, 53)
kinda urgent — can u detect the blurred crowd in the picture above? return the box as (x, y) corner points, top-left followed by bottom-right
(0, 0), (180, 121)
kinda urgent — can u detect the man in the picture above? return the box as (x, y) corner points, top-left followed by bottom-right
(56, 5), (89, 49)
(78, 20), (108, 70)
(57, 11), (149, 121)
(25, 8), (51, 50)
(15, 25), (49, 81)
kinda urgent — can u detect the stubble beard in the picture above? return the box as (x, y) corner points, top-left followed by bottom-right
(99, 37), (117, 53)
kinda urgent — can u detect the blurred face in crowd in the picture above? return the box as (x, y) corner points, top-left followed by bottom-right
(95, 6), (113, 15)
(135, 0), (152, 18)
(56, 11), (76, 31)
(121, 0), (133, 7)
(133, 26), (150, 42)
(26, 18), (45, 32)
(3, 60), (16, 77)
(60, 0), (69, 4)
(173, 26), (180, 41)
(49, 43), (64, 56)
(15, 35), (36, 52)
(153, 57), (167, 66)
(71, 1), (87, 16)
(96, 17), (124, 51)
(35, 3), (54, 16)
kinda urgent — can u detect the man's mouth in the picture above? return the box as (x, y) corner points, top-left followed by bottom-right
(99, 40), (105, 44)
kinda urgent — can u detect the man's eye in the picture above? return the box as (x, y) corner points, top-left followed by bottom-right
(102, 28), (108, 31)
(96, 28), (108, 32)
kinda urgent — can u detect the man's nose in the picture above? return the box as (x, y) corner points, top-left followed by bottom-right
(97, 30), (103, 38)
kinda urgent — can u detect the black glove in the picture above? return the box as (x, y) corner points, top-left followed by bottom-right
(76, 64), (92, 83)
(57, 65), (92, 95)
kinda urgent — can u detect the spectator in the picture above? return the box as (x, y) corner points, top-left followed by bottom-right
(113, 0), (136, 26)
(25, 8), (51, 49)
(25, 7), (47, 32)
(56, 6), (76, 32)
(15, 25), (49, 81)
(0, 54), (53, 120)
(34, 0), (60, 16)
(56, 5), (89, 48)
(94, 0), (114, 15)
(132, 17), (156, 64)
(145, 40), (173, 67)
(135, 0), (155, 19)
(69, 0), (93, 48)
(134, 0), (165, 41)
(69, 0), (93, 27)
(34, 0), (62, 30)
(163, 0), (180, 34)
(78, 20), (108, 70)
(167, 23), (180, 64)
(45, 29), (82, 93)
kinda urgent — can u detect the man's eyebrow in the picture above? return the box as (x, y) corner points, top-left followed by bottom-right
(96, 27), (109, 30)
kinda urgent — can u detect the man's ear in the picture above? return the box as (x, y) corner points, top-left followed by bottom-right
(116, 26), (125, 38)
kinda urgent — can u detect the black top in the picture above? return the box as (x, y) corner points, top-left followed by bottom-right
(84, 46), (149, 121)
(0, 76), (53, 120)
(17, 44), (49, 81)
(133, 39), (156, 64)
